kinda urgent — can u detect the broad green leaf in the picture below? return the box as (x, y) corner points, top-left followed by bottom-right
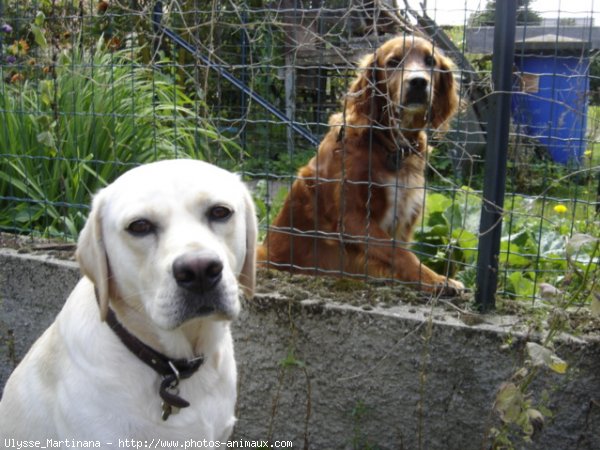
(453, 229), (478, 263)
(495, 382), (524, 423)
(506, 228), (531, 248)
(500, 241), (531, 267)
(507, 272), (536, 298)
(425, 192), (452, 215)
(526, 342), (568, 374)
(30, 24), (47, 49)
(539, 230), (566, 256)
(443, 203), (463, 230)
(427, 211), (449, 227)
(34, 10), (46, 27)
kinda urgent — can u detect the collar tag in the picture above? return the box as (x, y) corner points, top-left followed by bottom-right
(103, 307), (204, 422)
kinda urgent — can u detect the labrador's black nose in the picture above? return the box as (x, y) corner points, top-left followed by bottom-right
(172, 251), (223, 293)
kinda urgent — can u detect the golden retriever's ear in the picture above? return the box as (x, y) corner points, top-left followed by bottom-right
(346, 53), (380, 118)
(431, 53), (459, 129)
(239, 187), (257, 299)
(76, 192), (110, 321)
(349, 53), (376, 96)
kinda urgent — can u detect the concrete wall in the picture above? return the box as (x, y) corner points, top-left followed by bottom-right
(1, 248), (599, 449)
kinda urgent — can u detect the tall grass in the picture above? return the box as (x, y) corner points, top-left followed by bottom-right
(0, 40), (236, 238)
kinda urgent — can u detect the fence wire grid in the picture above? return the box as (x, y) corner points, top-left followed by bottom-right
(0, 0), (599, 306)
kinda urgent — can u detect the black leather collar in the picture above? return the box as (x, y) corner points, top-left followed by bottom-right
(335, 123), (419, 172)
(384, 145), (418, 171)
(104, 307), (204, 420)
(373, 131), (419, 172)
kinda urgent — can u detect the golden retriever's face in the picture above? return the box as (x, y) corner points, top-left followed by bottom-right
(377, 36), (439, 110)
(352, 35), (458, 129)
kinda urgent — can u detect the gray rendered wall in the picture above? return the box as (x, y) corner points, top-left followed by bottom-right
(1, 249), (599, 449)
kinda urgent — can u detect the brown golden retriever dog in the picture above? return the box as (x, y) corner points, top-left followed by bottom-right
(258, 35), (464, 294)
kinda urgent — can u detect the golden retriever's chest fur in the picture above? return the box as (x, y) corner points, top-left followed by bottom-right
(378, 154), (426, 243)
(306, 127), (428, 244)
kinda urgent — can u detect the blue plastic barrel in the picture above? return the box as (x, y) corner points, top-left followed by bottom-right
(512, 51), (589, 165)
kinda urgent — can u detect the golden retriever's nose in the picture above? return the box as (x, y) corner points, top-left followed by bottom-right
(409, 76), (428, 91)
(172, 251), (223, 293)
(405, 76), (430, 105)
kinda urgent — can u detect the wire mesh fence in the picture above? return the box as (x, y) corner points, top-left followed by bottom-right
(0, 1), (598, 306)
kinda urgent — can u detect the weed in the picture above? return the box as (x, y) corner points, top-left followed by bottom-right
(350, 400), (382, 450)
(6, 329), (16, 367)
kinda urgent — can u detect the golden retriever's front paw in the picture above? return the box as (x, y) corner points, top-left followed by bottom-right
(436, 277), (465, 297)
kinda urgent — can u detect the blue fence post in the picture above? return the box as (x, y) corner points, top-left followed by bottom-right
(475, 1), (518, 312)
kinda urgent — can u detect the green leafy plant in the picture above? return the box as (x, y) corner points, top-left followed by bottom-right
(0, 39), (237, 238)
(350, 400), (382, 450)
(413, 188), (480, 281)
(413, 187), (599, 300)
(252, 180), (292, 241)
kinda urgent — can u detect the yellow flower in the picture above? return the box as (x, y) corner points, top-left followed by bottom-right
(8, 39), (29, 57)
(584, 150), (592, 158)
(553, 204), (568, 214)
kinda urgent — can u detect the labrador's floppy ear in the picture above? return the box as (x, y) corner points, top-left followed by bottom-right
(76, 191), (111, 321)
(238, 185), (257, 299)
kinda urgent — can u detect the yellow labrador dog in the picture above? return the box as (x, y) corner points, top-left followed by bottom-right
(0, 160), (256, 442)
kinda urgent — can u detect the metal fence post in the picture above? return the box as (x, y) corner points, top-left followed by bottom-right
(475, 1), (517, 312)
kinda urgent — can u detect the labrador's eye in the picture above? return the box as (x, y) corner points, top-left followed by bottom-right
(208, 205), (233, 222)
(424, 54), (435, 67)
(127, 219), (155, 236)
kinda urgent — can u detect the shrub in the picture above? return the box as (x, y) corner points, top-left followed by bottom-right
(0, 39), (237, 238)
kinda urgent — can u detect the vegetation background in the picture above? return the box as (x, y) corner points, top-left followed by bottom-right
(0, 0), (597, 305)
